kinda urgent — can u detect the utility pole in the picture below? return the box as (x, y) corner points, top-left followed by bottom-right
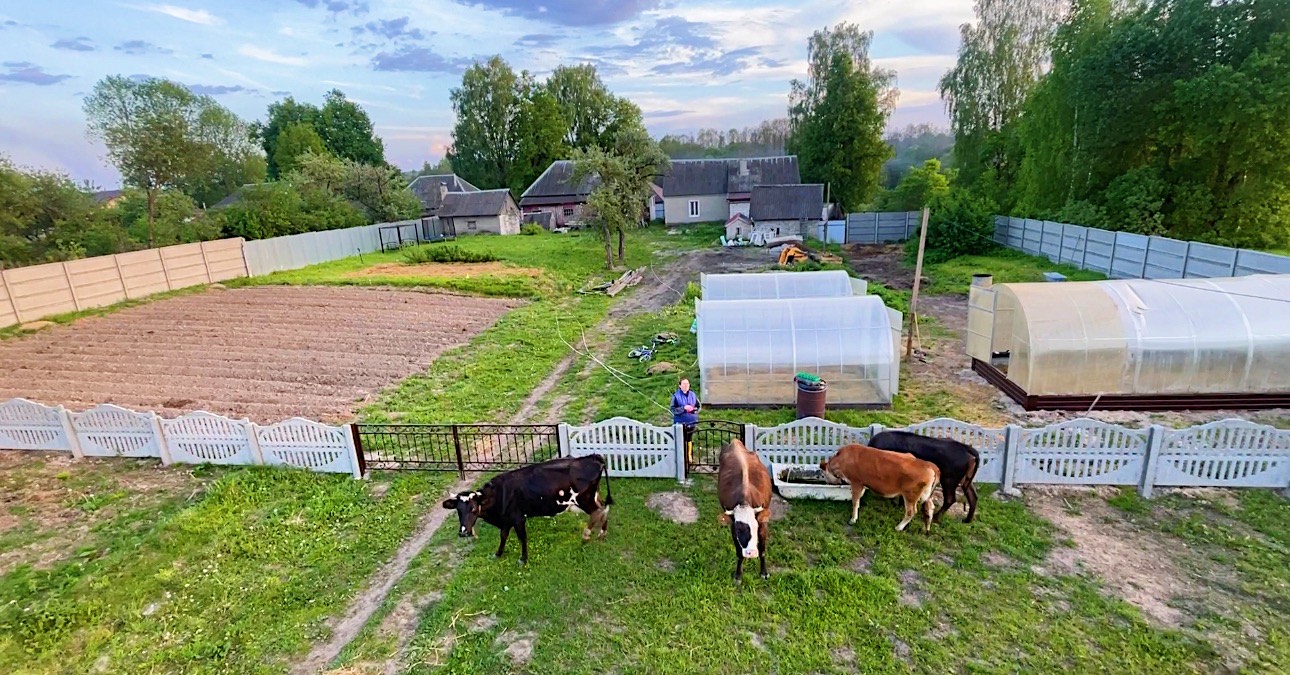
(906, 206), (930, 360)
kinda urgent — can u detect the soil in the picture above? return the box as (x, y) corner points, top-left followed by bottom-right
(347, 262), (542, 279)
(845, 243), (918, 289)
(0, 286), (520, 424)
(646, 492), (699, 524)
(609, 246), (770, 318)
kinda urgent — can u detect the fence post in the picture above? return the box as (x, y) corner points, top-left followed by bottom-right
(1108, 233), (1120, 278)
(343, 424), (364, 479)
(557, 422), (571, 458)
(59, 406), (84, 459)
(673, 423), (686, 484)
(869, 423), (885, 438)
(1140, 239), (1150, 279)
(150, 412), (172, 465)
(348, 423), (367, 477)
(0, 268), (19, 324)
(1140, 424), (1165, 499)
(744, 424), (758, 454)
(1079, 229), (1089, 270)
(1001, 424), (1022, 495)
(198, 241), (215, 283)
(246, 420), (265, 465)
(1058, 222), (1067, 264)
(451, 425), (465, 478)
(61, 262), (82, 311)
(1230, 249), (1241, 276)
(1180, 242), (1192, 278)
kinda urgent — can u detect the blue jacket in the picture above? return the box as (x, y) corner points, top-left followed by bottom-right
(670, 388), (700, 426)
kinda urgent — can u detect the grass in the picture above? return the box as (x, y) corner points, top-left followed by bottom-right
(392, 478), (1215, 674)
(919, 247), (1106, 296)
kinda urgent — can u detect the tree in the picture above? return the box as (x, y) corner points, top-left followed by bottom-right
(546, 64), (626, 150)
(0, 156), (97, 266)
(572, 125), (670, 268)
(788, 25), (896, 211)
(289, 152), (420, 223)
(84, 76), (240, 246)
(447, 57), (525, 190)
(177, 104), (265, 208)
(254, 90), (385, 178)
(512, 88), (570, 194)
(905, 188), (996, 264)
(658, 119), (791, 159)
(273, 122), (328, 177)
(878, 159), (952, 211)
(883, 124), (954, 187)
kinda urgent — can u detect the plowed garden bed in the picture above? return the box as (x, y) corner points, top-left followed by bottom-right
(0, 286), (520, 422)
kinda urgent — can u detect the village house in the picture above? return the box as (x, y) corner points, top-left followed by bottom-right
(655, 156), (800, 224)
(748, 183), (825, 239)
(519, 160), (598, 227)
(438, 189), (522, 235)
(407, 174), (479, 218)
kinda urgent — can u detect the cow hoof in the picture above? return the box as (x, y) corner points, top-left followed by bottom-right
(495, 552), (505, 559)
(598, 532), (607, 540)
(760, 572), (769, 580)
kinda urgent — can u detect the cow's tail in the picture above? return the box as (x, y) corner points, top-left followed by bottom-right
(599, 454), (615, 506)
(962, 443), (980, 487)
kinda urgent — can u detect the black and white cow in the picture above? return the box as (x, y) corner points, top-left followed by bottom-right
(442, 454), (613, 564)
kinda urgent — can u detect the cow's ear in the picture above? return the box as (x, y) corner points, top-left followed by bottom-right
(718, 510), (732, 525)
(441, 498), (459, 510)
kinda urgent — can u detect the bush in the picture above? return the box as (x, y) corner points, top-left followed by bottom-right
(905, 189), (997, 264)
(402, 244), (499, 265)
(520, 223), (544, 236)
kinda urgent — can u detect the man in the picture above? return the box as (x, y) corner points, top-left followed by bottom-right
(670, 378), (700, 464)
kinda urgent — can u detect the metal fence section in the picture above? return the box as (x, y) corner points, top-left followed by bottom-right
(242, 224), (385, 276)
(992, 216), (1290, 279)
(352, 423), (560, 475)
(687, 420), (747, 473)
(845, 211), (922, 244)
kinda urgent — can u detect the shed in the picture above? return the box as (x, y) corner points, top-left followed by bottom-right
(750, 184), (825, 230)
(438, 189), (521, 235)
(967, 275), (1290, 409)
(519, 160), (598, 226)
(696, 296), (901, 407)
(701, 270), (867, 300)
(407, 174), (478, 217)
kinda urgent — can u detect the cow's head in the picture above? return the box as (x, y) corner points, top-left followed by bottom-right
(819, 458), (846, 485)
(442, 487), (492, 537)
(724, 504), (763, 558)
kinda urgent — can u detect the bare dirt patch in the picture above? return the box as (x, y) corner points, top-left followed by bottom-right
(495, 630), (535, 665)
(347, 262), (541, 280)
(0, 286), (520, 423)
(897, 570), (925, 608)
(1025, 487), (1195, 627)
(610, 246), (769, 318)
(647, 492), (699, 524)
(844, 244), (917, 289)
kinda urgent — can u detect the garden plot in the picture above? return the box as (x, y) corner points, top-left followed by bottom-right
(0, 286), (520, 423)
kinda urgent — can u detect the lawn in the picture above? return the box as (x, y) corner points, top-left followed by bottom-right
(389, 478), (1217, 674)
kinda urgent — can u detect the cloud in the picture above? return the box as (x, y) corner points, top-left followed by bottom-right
(455, 0), (659, 26)
(271, 90), (292, 96)
(893, 25), (963, 54)
(201, 53), (214, 59)
(128, 73), (153, 82)
(515, 33), (560, 48)
(292, 0), (370, 15)
(51, 37), (95, 52)
(352, 16), (426, 41)
(0, 62), (73, 85)
(237, 45), (308, 66)
(651, 46), (766, 77)
(114, 40), (173, 56)
(371, 46), (472, 74)
(584, 17), (775, 79)
(643, 109), (693, 119)
(138, 4), (223, 26)
(187, 83), (254, 95)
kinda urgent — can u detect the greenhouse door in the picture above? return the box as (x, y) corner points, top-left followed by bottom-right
(687, 420), (747, 473)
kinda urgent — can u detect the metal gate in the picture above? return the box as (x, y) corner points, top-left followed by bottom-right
(687, 420), (747, 473)
(351, 424), (559, 475)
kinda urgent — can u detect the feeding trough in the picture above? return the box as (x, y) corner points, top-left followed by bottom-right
(771, 463), (850, 501)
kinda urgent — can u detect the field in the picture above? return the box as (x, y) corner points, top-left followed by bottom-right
(1, 226), (1286, 674)
(0, 286), (520, 423)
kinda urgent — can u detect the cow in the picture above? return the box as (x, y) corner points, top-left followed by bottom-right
(867, 430), (980, 523)
(820, 444), (940, 534)
(441, 454), (613, 565)
(717, 439), (772, 581)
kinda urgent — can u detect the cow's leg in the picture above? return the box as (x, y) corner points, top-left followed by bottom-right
(963, 481), (979, 523)
(934, 480), (957, 522)
(495, 525), (512, 558)
(922, 494), (935, 533)
(758, 522), (769, 580)
(896, 496), (916, 531)
(588, 504), (609, 540)
(515, 520), (530, 565)
(849, 485), (867, 524)
(734, 550), (744, 582)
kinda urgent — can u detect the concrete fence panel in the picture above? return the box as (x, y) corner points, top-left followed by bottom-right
(71, 404), (165, 460)
(753, 417), (871, 468)
(256, 418), (358, 475)
(1154, 419), (1290, 490)
(1143, 236), (1188, 279)
(898, 418), (1008, 484)
(566, 416), (677, 478)
(0, 398), (73, 452)
(1015, 419), (1148, 486)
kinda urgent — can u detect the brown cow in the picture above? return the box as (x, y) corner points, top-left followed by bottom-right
(717, 439), (772, 581)
(820, 444), (940, 533)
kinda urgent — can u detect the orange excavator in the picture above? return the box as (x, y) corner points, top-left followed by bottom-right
(777, 243), (841, 266)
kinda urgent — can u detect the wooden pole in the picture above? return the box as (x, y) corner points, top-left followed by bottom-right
(906, 207), (930, 359)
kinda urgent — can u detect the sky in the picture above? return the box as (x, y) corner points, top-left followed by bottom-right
(0, 0), (973, 188)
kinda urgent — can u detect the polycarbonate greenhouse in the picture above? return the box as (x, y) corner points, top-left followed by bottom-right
(967, 274), (1290, 407)
(696, 296), (901, 406)
(700, 270), (867, 300)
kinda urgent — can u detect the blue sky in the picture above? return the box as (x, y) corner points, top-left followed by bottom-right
(0, 0), (972, 188)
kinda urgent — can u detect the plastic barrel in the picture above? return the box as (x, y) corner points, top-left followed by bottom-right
(794, 375), (827, 419)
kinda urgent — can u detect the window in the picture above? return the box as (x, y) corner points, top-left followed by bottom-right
(467, 220), (477, 230)
(735, 227), (741, 236)
(688, 200), (700, 218)
(563, 207), (575, 217)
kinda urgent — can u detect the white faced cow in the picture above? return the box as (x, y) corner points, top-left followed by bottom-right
(442, 454), (612, 565)
(717, 440), (772, 581)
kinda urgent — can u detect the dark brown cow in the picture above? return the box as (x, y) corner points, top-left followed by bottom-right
(820, 444), (940, 534)
(717, 439), (772, 581)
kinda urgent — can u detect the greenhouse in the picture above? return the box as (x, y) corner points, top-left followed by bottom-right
(700, 270), (866, 300)
(967, 274), (1290, 410)
(696, 295), (901, 407)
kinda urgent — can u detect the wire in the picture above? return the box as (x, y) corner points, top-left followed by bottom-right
(650, 265), (686, 299)
(554, 315), (674, 414)
(1146, 279), (1290, 304)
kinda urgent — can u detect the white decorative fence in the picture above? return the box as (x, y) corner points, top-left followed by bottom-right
(2, 397), (1286, 496)
(0, 398), (360, 477)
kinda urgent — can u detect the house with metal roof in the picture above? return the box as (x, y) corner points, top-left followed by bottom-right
(438, 188), (522, 235)
(655, 156), (800, 224)
(518, 160), (599, 227)
(749, 184), (825, 237)
(407, 174), (479, 217)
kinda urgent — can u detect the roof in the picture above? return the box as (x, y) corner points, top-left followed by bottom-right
(656, 156), (800, 197)
(749, 184), (825, 221)
(92, 189), (124, 204)
(725, 213), (752, 226)
(210, 183), (262, 209)
(520, 160), (599, 204)
(523, 211), (554, 229)
(438, 189), (516, 218)
(408, 174), (479, 212)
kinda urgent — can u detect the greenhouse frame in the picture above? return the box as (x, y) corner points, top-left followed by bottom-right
(696, 295), (901, 407)
(967, 274), (1290, 410)
(700, 270), (867, 300)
